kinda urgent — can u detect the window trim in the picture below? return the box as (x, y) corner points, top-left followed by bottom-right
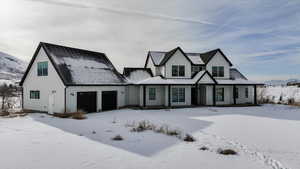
(37, 61), (48, 76)
(216, 88), (224, 102)
(149, 88), (156, 100)
(172, 65), (185, 77)
(30, 90), (40, 99)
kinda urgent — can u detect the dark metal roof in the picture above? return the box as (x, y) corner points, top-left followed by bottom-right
(230, 68), (248, 80)
(123, 67), (153, 77)
(20, 42), (127, 86)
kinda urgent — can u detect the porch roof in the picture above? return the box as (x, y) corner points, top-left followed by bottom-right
(136, 71), (216, 85)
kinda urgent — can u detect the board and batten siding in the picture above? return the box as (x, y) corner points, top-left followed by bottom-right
(165, 50), (192, 78)
(22, 47), (66, 113)
(65, 86), (126, 112)
(206, 51), (231, 79)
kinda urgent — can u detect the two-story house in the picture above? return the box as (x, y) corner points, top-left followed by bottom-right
(21, 43), (262, 114)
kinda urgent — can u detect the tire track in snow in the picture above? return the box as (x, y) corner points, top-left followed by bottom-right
(202, 132), (291, 169)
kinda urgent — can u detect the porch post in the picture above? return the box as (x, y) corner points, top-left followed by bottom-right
(168, 85), (171, 107)
(195, 83), (198, 105)
(143, 85), (146, 107)
(213, 85), (216, 106)
(254, 85), (257, 105)
(233, 85), (237, 105)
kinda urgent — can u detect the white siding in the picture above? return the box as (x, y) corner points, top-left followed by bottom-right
(145, 57), (156, 76)
(197, 73), (215, 84)
(206, 52), (231, 79)
(23, 48), (65, 113)
(126, 85), (140, 106)
(165, 50), (192, 78)
(145, 85), (165, 106)
(66, 86), (126, 112)
(236, 86), (255, 104)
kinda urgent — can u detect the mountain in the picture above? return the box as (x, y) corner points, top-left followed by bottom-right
(0, 51), (27, 84)
(264, 79), (300, 86)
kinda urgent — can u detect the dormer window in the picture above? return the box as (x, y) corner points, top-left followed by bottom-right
(172, 65), (185, 77)
(212, 66), (224, 77)
(37, 61), (48, 76)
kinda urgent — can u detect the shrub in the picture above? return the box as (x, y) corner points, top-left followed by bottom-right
(0, 111), (9, 116)
(92, 131), (96, 134)
(217, 148), (238, 155)
(183, 134), (196, 142)
(111, 135), (123, 141)
(131, 121), (155, 132)
(53, 113), (72, 118)
(199, 146), (209, 151)
(72, 112), (87, 120)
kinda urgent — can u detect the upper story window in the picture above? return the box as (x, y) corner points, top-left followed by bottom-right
(212, 66), (224, 77)
(149, 88), (156, 100)
(30, 91), (40, 99)
(191, 66), (203, 76)
(172, 65), (185, 77)
(37, 61), (48, 76)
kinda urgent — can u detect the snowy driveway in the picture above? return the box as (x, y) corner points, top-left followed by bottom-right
(0, 104), (299, 169)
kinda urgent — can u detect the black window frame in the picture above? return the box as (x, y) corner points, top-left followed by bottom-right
(172, 65), (185, 77)
(37, 61), (48, 76)
(216, 88), (224, 102)
(235, 87), (239, 99)
(212, 66), (224, 77)
(30, 90), (40, 99)
(245, 87), (249, 98)
(172, 87), (185, 103)
(149, 88), (156, 100)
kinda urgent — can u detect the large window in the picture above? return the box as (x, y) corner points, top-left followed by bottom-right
(212, 66), (224, 77)
(216, 88), (224, 102)
(172, 65), (185, 77)
(30, 91), (40, 99)
(172, 88), (185, 103)
(37, 61), (48, 76)
(245, 88), (249, 98)
(149, 88), (156, 100)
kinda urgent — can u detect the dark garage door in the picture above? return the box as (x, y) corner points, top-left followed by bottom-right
(77, 92), (97, 113)
(102, 91), (117, 111)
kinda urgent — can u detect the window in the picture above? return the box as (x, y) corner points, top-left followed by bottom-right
(245, 88), (249, 98)
(235, 87), (239, 98)
(149, 88), (156, 100)
(216, 88), (224, 102)
(212, 66), (224, 77)
(191, 66), (203, 76)
(37, 61), (48, 76)
(172, 65), (185, 77)
(30, 91), (40, 99)
(172, 88), (185, 102)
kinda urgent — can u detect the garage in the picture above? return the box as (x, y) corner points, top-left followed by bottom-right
(77, 92), (97, 113)
(102, 91), (117, 111)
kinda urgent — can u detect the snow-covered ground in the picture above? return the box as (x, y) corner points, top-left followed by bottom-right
(0, 105), (300, 169)
(259, 86), (300, 104)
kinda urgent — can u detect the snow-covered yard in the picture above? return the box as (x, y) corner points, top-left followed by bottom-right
(1, 105), (300, 169)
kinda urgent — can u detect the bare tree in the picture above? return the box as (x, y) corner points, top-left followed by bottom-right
(0, 83), (17, 112)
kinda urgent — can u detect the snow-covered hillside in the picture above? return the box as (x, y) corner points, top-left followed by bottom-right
(0, 51), (27, 84)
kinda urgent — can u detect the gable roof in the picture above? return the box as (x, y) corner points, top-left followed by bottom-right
(146, 47), (233, 67)
(20, 42), (127, 86)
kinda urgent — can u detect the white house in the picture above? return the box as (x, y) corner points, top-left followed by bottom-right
(20, 43), (262, 113)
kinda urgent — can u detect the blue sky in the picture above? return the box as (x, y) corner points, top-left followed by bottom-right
(0, 0), (299, 81)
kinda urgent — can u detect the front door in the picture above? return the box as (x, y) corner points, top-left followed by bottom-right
(48, 92), (55, 114)
(191, 87), (198, 105)
(77, 92), (97, 113)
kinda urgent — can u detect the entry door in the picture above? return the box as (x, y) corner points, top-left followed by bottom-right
(191, 87), (198, 105)
(102, 91), (117, 111)
(77, 92), (97, 113)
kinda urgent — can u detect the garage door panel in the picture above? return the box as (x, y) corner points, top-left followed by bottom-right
(77, 92), (97, 113)
(102, 91), (117, 111)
